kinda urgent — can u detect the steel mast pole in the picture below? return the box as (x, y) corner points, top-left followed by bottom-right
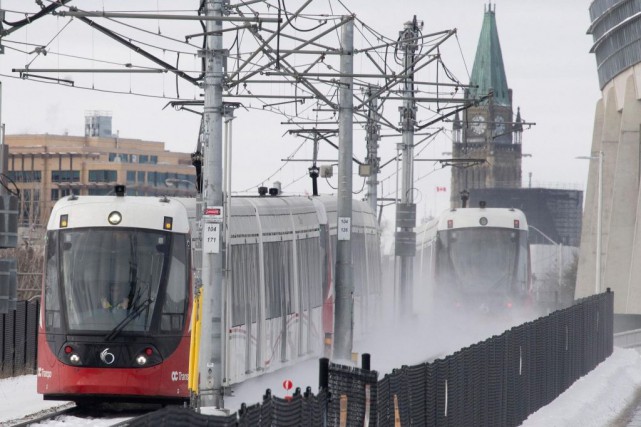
(333, 17), (354, 362)
(397, 18), (419, 317)
(198, 0), (225, 409)
(365, 87), (380, 214)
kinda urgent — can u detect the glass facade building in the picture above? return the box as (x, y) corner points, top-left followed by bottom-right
(589, 0), (641, 88)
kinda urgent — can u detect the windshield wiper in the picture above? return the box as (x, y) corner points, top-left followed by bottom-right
(104, 297), (154, 341)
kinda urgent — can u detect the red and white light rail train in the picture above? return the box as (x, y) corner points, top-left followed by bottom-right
(36, 189), (381, 404)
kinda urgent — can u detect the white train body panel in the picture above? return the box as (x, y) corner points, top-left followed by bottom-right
(177, 195), (380, 385)
(48, 196), (190, 233)
(224, 197), (323, 384)
(315, 196), (382, 339)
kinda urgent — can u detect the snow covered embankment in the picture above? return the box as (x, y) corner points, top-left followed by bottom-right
(521, 347), (641, 426)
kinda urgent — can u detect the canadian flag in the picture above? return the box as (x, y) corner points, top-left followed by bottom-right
(436, 186), (447, 192)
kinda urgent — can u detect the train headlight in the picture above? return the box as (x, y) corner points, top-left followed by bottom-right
(479, 217), (488, 226)
(69, 354), (81, 365)
(136, 355), (148, 366)
(108, 211), (122, 225)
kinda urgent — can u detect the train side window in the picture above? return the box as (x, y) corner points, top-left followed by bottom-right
(285, 240), (293, 316)
(248, 244), (259, 323)
(230, 245), (245, 327)
(44, 232), (62, 330)
(230, 243), (260, 327)
(516, 233), (529, 293)
(161, 234), (188, 332)
(352, 233), (365, 295)
(296, 240), (308, 312)
(264, 242), (283, 319)
(301, 237), (322, 309)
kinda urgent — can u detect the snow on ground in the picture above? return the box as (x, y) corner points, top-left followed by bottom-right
(0, 375), (68, 425)
(521, 347), (641, 427)
(3, 346), (641, 426)
(0, 376), (130, 426)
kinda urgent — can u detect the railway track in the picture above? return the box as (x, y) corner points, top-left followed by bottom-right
(6, 403), (151, 426)
(7, 403), (78, 427)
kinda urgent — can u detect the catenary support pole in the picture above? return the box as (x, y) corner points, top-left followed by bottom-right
(333, 17), (354, 362)
(397, 18), (419, 317)
(198, 0), (225, 409)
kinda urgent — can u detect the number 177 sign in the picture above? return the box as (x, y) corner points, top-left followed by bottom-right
(338, 217), (351, 241)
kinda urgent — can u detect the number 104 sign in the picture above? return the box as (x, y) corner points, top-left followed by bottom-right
(338, 217), (351, 241)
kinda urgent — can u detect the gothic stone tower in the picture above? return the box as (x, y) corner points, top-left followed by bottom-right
(450, 4), (524, 208)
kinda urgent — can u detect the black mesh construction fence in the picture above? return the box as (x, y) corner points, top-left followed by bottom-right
(124, 291), (613, 426)
(127, 389), (328, 427)
(1, 300), (38, 378)
(327, 362), (378, 426)
(376, 291), (613, 427)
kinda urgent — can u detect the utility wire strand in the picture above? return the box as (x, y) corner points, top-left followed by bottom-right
(106, 17), (203, 51)
(281, 171), (309, 190)
(5, 42), (204, 73)
(0, 72), (186, 100)
(25, 17), (74, 68)
(455, 33), (471, 81)
(43, 0), (204, 54)
(5, 0), (465, 193)
(237, 139), (307, 193)
(378, 129), (443, 187)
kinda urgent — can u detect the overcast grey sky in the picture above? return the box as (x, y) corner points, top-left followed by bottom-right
(0, 0), (599, 224)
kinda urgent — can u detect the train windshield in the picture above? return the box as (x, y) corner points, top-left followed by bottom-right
(436, 227), (528, 294)
(45, 228), (188, 334)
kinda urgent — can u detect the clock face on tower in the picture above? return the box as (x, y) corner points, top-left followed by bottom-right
(470, 115), (486, 135)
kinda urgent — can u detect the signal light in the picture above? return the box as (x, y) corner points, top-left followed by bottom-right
(514, 219), (520, 228)
(64, 345), (73, 354)
(60, 214), (69, 228)
(447, 219), (453, 229)
(163, 216), (173, 230)
(144, 347), (153, 356)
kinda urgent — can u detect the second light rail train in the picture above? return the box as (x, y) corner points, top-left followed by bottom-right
(415, 205), (531, 314)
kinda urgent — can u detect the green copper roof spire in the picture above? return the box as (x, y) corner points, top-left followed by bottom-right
(469, 3), (510, 106)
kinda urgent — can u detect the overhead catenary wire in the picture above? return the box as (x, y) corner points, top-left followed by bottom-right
(1, 0), (475, 201)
